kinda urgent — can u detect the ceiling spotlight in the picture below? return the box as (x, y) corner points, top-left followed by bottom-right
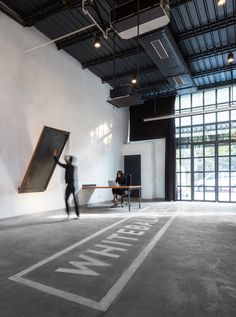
(94, 37), (101, 48)
(131, 75), (138, 84)
(217, 0), (226, 6)
(228, 52), (234, 64)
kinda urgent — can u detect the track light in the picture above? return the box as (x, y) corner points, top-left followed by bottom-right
(228, 52), (234, 64)
(217, 0), (226, 6)
(131, 75), (138, 84)
(94, 37), (101, 48)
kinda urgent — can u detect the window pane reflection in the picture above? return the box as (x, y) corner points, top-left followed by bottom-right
(205, 145), (215, 156)
(204, 90), (216, 106)
(217, 87), (229, 105)
(194, 158), (203, 171)
(181, 159), (191, 172)
(194, 145), (203, 157)
(181, 173), (191, 186)
(205, 157), (215, 171)
(181, 95), (191, 109)
(217, 111), (229, 122)
(205, 113), (216, 123)
(218, 157), (229, 171)
(231, 157), (236, 171)
(218, 144), (229, 156)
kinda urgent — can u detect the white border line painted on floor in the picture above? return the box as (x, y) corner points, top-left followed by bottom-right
(9, 207), (177, 312)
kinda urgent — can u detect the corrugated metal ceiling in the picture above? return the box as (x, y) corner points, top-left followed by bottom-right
(1, 0), (235, 100)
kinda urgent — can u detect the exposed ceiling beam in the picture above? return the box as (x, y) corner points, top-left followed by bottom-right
(141, 79), (236, 100)
(23, 0), (82, 27)
(176, 15), (236, 41)
(138, 66), (236, 97)
(82, 46), (145, 69)
(186, 43), (236, 62)
(169, 0), (193, 8)
(56, 26), (101, 49)
(56, 1), (197, 50)
(0, 0), (191, 30)
(102, 65), (160, 83)
(140, 79), (170, 91)
(84, 42), (236, 70)
(192, 65), (236, 79)
(58, 14), (236, 51)
(0, 1), (26, 26)
(196, 79), (236, 91)
(102, 56), (236, 83)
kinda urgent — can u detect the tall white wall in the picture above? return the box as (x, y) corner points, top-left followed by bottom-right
(123, 139), (165, 199)
(0, 13), (128, 219)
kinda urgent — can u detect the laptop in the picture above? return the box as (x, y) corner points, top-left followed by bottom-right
(108, 180), (117, 187)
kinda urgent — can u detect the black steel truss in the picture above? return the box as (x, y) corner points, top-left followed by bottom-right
(21, 0), (82, 27)
(141, 79), (236, 99)
(82, 36), (236, 70)
(102, 65), (160, 83)
(1, 0), (192, 28)
(56, 26), (99, 50)
(56, 26), (109, 49)
(176, 15), (236, 41)
(192, 65), (236, 79)
(57, 12), (235, 51)
(101, 59), (236, 84)
(0, 2), (25, 25)
(186, 43), (236, 62)
(0, 0), (81, 27)
(82, 46), (145, 68)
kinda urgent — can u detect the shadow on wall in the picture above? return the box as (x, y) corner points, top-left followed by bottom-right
(89, 122), (113, 145)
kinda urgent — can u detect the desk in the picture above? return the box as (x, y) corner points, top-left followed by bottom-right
(82, 185), (141, 211)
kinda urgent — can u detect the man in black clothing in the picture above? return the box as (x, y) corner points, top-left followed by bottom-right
(53, 151), (79, 218)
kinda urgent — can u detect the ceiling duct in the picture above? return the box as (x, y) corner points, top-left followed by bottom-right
(140, 28), (196, 93)
(111, 0), (170, 39)
(107, 85), (143, 108)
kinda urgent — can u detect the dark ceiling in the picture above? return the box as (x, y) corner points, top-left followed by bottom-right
(1, 0), (236, 101)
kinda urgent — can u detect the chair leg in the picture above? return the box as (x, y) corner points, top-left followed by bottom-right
(121, 195), (124, 207)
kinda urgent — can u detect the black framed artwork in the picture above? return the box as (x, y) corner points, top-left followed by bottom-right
(18, 126), (70, 193)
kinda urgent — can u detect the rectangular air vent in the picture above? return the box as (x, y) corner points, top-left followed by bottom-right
(140, 28), (196, 91)
(173, 75), (184, 86)
(151, 39), (169, 59)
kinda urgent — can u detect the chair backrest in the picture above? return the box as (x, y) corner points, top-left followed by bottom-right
(126, 173), (132, 186)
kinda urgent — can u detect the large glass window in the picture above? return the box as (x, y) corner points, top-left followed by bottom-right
(175, 85), (236, 202)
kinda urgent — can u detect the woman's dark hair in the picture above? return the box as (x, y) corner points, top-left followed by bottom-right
(116, 170), (125, 182)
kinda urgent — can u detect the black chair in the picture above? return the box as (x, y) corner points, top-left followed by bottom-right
(120, 174), (132, 208)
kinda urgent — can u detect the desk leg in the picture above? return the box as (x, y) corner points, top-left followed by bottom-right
(139, 188), (141, 208)
(128, 191), (131, 212)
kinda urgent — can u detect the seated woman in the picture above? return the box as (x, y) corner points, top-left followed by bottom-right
(111, 170), (126, 207)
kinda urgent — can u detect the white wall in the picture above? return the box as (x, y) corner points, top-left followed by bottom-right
(0, 13), (128, 219)
(123, 139), (165, 199)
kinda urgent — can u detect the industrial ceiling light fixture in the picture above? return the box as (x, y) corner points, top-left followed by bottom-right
(94, 37), (101, 48)
(228, 52), (234, 64)
(131, 75), (137, 84)
(217, 0), (226, 6)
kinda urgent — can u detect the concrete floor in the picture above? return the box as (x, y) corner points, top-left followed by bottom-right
(0, 201), (235, 317)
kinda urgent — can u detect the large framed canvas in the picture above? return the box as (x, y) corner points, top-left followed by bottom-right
(18, 126), (70, 193)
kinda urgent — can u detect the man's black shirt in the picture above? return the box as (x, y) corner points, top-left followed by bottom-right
(54, 156), (74, 184)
